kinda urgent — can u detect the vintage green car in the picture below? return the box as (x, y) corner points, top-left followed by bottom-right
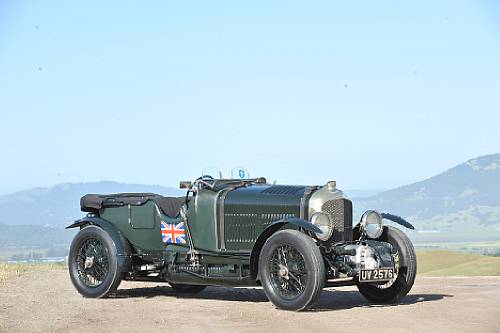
(67, 176), (416, 311)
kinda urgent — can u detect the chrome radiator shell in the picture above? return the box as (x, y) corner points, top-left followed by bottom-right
(308, 185), (353, 242)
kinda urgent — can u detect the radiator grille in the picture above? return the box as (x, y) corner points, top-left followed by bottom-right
(321, 199), (353, 242)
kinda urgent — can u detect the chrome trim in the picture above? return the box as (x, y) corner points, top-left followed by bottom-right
(308, 184), (348, 218)
(128, 204), (131, 225)
(217, 188), (232, 251)
(300, 186), (318, 219)
(153, 202), (163, 218)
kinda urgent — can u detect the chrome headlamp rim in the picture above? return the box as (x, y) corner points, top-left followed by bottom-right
(360, 210), (384, 239)
(310, 211), (334, 241)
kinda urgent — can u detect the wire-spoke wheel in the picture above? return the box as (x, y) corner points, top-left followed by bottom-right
(69, 226), (122, 298)
(76, 238), (110, 288)
(259, 230), (325, 311)
(268, 244), (308, 300)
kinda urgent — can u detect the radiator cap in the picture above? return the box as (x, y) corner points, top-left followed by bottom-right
(327, 180), (336, 192)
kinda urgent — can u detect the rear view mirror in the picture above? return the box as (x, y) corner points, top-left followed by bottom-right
(179, 181), (192, 189)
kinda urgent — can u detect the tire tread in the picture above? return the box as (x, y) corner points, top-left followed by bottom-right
(258, 229), (325, 311)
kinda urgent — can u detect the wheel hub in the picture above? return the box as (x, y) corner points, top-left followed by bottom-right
(268, 244), (309, 300)
(76, 237), (110, 288)
(84, 256), (94, 269)
(278, 264), (289, 278)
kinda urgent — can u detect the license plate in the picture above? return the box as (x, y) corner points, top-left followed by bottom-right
(359, 268), (394, 283)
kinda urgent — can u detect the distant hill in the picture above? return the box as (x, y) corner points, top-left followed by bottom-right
(0, 223), (76, 248)
(353, 154), (500, 240)
(0, 181), (183, 227)
(344, 189), (384, 199)
(1, 154), (500, 250)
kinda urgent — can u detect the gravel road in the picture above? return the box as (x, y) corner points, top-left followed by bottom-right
(1, 270), (499, 332)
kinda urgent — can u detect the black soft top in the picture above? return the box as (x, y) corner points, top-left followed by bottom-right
(80, 193), (184, 218)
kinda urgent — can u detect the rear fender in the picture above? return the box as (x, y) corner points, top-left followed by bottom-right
(249, 218), (320, 280)
(67, 216), (131, 272)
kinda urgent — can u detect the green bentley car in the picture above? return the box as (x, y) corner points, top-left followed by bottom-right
(67, 175), (416, 311)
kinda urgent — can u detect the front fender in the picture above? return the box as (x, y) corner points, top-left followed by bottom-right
(249, 218), (320, 280)
(381, 213), (415, 230)
(67, 216), (131, 272)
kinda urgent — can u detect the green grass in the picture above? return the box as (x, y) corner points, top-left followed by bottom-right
(1, 251), (498, 284)
(0, 246), (69, 261)
(414, 240), (500, 256)
(0, 262), (66, 284)
(417, 250), (500, 276)
(0, 248), (48, 261)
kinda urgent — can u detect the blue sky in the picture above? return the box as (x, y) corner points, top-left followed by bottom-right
(1, 1), (499, 194)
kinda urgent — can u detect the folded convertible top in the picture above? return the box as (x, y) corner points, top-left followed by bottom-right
(80, 193), (184, 218)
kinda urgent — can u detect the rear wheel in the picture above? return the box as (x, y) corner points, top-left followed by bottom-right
(357, 226), (417, 303)
(169, 283), (206, 294)
(68, 226), (122, 298)
(259, 230), (325, 311)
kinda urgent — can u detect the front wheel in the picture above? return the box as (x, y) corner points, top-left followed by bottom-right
(259, 229), (325, 311)
(68, 225), (122, 298)
(357, 226), (417, 303)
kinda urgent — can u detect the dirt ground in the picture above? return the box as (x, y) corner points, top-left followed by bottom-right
(1, 270), (499, 333)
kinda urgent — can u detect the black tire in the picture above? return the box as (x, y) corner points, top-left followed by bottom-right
(357, 226), (417, 303)
(258, 229), (325, 311)
(169, 283), (206, 294)
(68, 226), (123, 298)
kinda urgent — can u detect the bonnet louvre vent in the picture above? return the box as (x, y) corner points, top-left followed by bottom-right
(262, 185), (306, 196)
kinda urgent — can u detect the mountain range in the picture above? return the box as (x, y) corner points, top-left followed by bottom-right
(1, 154), (500, 249)
(353, 154), (500, 242)
(0, 181), (182, 227)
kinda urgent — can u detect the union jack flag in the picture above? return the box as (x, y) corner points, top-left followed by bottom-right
(161, 221), (186, 244)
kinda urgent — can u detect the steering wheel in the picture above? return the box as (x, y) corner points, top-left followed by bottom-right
(195, 175), (214, 181)
(194, 175), (215, 190)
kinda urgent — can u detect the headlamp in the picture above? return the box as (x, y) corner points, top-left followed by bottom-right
(311, 212), (334, 241)
(360, 210), (384, 239)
